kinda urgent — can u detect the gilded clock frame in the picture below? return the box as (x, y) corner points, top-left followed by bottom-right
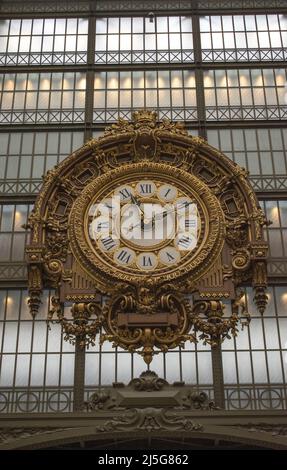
(69, 161), (225, 288)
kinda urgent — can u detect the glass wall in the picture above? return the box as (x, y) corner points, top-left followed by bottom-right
(85, 339), (213, 387)
(261, 200), (287, 258)
(0, 289), (74, 412)
(0, 204), (32, 263)
(203, 68), (287, 120)
(0, 18), (88, 65)
(94, 70), (197, 122)
(0, 131), (84, 194)
(200, 14), (287, 62)
(0, 72), (86, 124)
(95, 16), (193, 64)
(207, 128), (287, 190)
(223, 286), (287, 410)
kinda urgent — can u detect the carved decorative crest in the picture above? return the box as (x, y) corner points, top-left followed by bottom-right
(26, 111), (268, 363)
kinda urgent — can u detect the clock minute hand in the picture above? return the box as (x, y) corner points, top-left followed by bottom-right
(152, 202), (192, 222)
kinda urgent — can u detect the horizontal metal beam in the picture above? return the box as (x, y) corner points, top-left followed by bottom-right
(0, 60), (285, 74)
(1, 1), (287, 18)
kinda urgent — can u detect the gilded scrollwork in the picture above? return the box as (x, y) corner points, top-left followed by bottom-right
(101, 286), (196, 364)
(48, 296), (103, 348)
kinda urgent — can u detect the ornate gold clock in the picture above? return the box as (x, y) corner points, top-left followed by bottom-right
(25, 111), (268, 364)
(69, 162), (224, 288)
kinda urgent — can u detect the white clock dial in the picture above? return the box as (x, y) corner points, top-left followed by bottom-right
(120, 202), (175, 248)
(136, 252), (158, 270)
(114, 247), (136, 266)
(158, 184), (178, 203)
(135, 180), (156, 198)
(87, 178), (202, 275)
(159, 247), (181, 266)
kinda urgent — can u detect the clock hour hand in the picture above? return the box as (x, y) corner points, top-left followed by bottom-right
(131, 194), (144, 215)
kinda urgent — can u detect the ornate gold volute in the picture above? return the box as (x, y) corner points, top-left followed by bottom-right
(25, 111), (268, 364)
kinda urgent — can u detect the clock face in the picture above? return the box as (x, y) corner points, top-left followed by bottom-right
(87, 178), (204, 275)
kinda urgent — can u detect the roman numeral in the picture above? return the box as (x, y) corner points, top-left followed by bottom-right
(101, 236), (116, 251)
(97, 221), (109, 230)
(143, 256), (153, 267)
(185, 219), (196, 228)
(164, 188), (171, 198)
(119, 188), (131, 199)
(117, 250), (131, 264)
(166, 252), (175, 261)
(178, 236), (193, 249)
(140, 184), (152, 194)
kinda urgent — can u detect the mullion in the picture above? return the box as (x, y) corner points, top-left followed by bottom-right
(266, 14), (274, 50)
(16, 133), (23, 191)
(39, 18), (45, 63)
(268, 127), (276, 182)
(11, 73), (17, 122)
(277, 14), (284, 50)
(63, 18), (68, 62)
(10, 290), (21, 411)
(57, 311), (64, 411)
(35, 72), (41, 126)
(232, 334), (242, 409)
(115, 346), (118, 383)
(30, 115), (37, 183)
(42, 292), (50, 412)
(241, 128), (250, 174)
(277, 200), (287, 258)
(255, 128), (264, 182)
(0, 289), (8, 397)
(28, 19), (32, 62)
(98, 343), (102, 388)
(255, 14), (261, 55)
(167, 16), (171, 63)
(4, 133), (11, 184)
(6, 19), (11, 57)
(273, 67), (283, 119)
(259, 68), (268, 118)
(260, 309), (272, 409)
(17, 19), (22, 58)
(281, 128), (287, 175)
(273, 286), (287, 408)
(245, 289), (257, 410)
(8, 205), (16, 263)
(194, 343), (199, 386)
(179, 346), (183, 382)
(23, 289), (35, 411)
(179, 15), (183, 62)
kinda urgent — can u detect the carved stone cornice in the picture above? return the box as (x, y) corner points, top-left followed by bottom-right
(236, 424), (287, 437)
(129, 371), (168, 391)
(0, 427), (73, 445)
(95, 408), (203, 433)
(1, 411), (287, 450)
(83, 371), (217, 411)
